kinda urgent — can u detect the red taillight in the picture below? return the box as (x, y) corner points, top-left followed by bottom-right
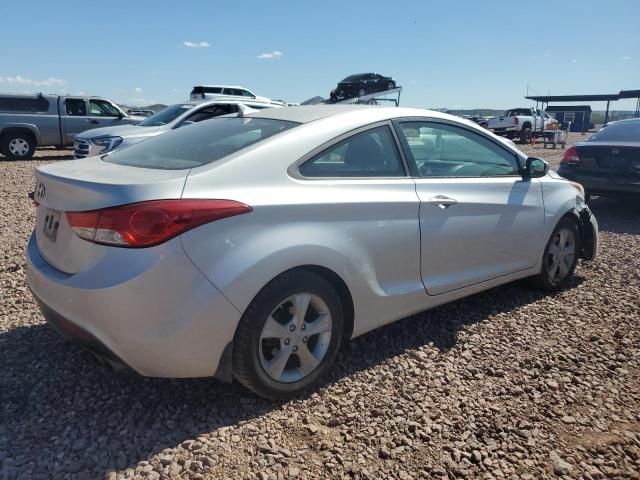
(562, 146), (580, 165)
(513, 117), (519, 125)
(66, 199), (252, 248)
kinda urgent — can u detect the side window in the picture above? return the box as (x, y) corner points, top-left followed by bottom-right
(240, 90), (255, 98)
(90, 100), (120, 117)
(398, 122), (520, 177)
(65, 99), (87, 116)
(299, 126), (405, 178)
(184, 104), (234, 123)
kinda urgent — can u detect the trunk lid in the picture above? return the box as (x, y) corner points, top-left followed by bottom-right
(34, 157), (189, 274)
(574, 142), (640, 175)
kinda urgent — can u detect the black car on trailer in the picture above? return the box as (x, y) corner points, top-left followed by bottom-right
(331, 73), (396, 101)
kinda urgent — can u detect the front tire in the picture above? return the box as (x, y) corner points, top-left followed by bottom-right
(530, 217), (580, 291)
(1, 132), (36, 160)
(232, 270), (344, 400)
(387, 81), (395, 90)
(357, 87), (366, 97)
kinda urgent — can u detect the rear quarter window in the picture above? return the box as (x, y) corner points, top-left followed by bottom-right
(104, 117), (298, 170)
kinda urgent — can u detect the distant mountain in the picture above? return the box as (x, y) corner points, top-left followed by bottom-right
(301, 96), (325, 105)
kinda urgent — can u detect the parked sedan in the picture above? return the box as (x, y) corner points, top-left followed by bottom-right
(559, 118), (640, 200)
(27, 105), (597, 399)
(332, 73), (396, 101)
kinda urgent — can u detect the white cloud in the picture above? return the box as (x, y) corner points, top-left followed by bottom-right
(0, 75), (66, 87)
(134, 87), (142, 93)
(571, 59), (577, 63)
(622, 56), (631, 60)
(257, 50), (283, 60)
(183, 41), (210, 48)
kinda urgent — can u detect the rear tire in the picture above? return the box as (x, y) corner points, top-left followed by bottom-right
(357, 88), (366, 97)
(530, 217), (580, 291)
(519, 127), (532, 144)
(1, 132), (36, 160)
(232, 270), (344, 400)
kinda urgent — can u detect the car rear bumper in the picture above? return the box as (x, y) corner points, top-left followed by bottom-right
(558, 168), (640, 197)
(25, 232), (242, 379)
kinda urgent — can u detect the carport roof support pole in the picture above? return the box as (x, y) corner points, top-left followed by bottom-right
(604, 100), (610, 124)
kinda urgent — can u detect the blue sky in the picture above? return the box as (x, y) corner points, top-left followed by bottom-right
(1, 0), (638, 110)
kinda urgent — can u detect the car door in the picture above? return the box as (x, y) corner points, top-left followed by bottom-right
(88, 99), (124, 128)
(59, 98), (91, 145)
(394, 119), (545, 295)
(296, 122), (424, 330)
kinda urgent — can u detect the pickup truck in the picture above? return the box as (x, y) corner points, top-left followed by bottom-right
(0, 94), (143, 159)
(487, 107), (558, 144)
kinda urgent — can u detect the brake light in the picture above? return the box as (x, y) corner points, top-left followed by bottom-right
(66, 199), (252, 248)
(562, 146), (580, 165)
(513, 117), (519, 125)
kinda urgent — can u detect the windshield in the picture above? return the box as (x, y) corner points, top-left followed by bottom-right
(104, 117), (299, 170)
(139, 104), (195, 127)
(587, 121), (640, 143)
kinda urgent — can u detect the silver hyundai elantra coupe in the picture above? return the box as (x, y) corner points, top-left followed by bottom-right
(26, 105), (598, 399)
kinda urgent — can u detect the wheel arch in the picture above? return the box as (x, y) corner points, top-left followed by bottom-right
(0, 125), (40, 145)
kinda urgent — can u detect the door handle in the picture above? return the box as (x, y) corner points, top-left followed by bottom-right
(90, 120), (99, 124)
(427, 195), (457, 209)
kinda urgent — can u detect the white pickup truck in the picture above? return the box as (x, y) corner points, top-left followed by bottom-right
(487, 107), (558, 144)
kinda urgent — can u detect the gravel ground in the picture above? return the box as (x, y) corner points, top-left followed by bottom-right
(1, 138), (639, 480)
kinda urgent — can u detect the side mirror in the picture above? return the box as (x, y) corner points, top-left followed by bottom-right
(524, 157), (549, 178)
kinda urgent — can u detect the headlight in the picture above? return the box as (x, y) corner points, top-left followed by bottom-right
(91, 136), (123, 152)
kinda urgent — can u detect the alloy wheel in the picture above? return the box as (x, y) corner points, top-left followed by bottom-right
(547, 227), (576, 284)
(259, 293), (332, 383)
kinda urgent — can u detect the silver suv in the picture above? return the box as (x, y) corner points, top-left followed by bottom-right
(0, 94), (142, 159)
(74, 99), (279, 158)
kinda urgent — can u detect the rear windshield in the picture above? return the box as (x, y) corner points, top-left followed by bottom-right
(341, 74), (365, 82)
(587, 121), (639, 142)
(0, 96), (50, 113)
(104, 117), (298, 170)
(139, 104), (194, 126)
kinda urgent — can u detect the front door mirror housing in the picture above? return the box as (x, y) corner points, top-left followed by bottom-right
(524, 157), (549, 178)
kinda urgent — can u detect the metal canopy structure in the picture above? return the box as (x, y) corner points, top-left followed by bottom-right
(525, 89), (640, 124)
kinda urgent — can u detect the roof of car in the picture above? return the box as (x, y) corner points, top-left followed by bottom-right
(179, 98), (273, 107)
(193, 85), (249, 90)
(247, 104), (456, 124)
